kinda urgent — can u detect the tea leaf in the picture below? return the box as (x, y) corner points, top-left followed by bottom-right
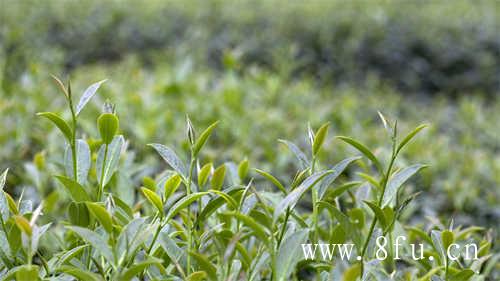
(317, 156), (361, 199)
(223, 212), (269, 246)
(166, 192), (209, 221)
(210, 164), (226, 190)
(76, 79), (107, 115)
(14, 215), (32, 236)
(382, 164), (427, 207)
(86, 202), (114, 234)
(64, 139), (91, 185)
(237, 158), (249, 181)
(363, 200), (387, 229)
(149, 143), (187, 177)
(67, 226), (114, 263)
(254, 168), (286, 194)
(275, 229), (308, 281)
(96, 135), (124, 187)
(278, 139), (310, 169)
(312, 122), (329, 156)
(55, 175), (90, 202)
(187, 271), (207, 281)
(198, 163), (212, 187)
(58, 265), (103, 281)
(14, 265), (39, 281)
(68, 202), (91, 227)
(37, 112), (73, 142)
(193, 121), (219, 156)
(189, 252), (217, 280)
(0, 169), (9, 221)
(141, 187), (164, 215)
(119, 257), (163, 281)
(164, 174), (182, 200)
(273, 171), (332, 222)
(441, 230), (454, 253)
(337, 136), (383, 173)
(397, 124), (428, 154)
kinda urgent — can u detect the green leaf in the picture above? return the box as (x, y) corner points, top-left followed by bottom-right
(68, 202), (91, 227)
(312, 122), (329, 156)
(193, 121), (219, 156)
(363, 201), (387, 229)
(64, 139), (91, 185)
(237, 158), (249, 181)
(37, 112), (73, 142)
(317, 156), (361, 199)
(166, 192), (209, 221)
(97, 113), (119, 145)
(336, 136), (383, 173)
(164, 174), (182, 200)
(55, 175), (90, 202)
(75, 79), (107, 115)
(187, 271), (207, 281)
(278, 139), (310, 170)
(13, 215), (32, 236)
(441, 230), (454, 253)
(141, 187), (164, 215)
(159, 231), (186, 268)
(254, 168), (286, 195)
(85, 202), (113, 234)
(210, 164), (226, 190)
(118, 257), (163, 281)
(208, 190), (238, 209)
(223, 212), (269, 246)
(273, 171), (332, 222)
(196, 187), (244, 225)
(54, 245), (88, 268)
(67, 226), (114, 263)
(0, 169), (10, 221)
(275, 229), (308, 281)
(96, 135), (124, 187)
(15, 265), (39, 281)
(327, 182), (362, 198)
(149, 143), (187, 177)
(449, 269), (475, 281)
(317, 201), (362, 249)
(50, 74), (69, 98)
(189, 252), (217, 280)
(58, 265), (102, 281)
(397, 124), (428, 154)
(198, 163), (212, 187)
(382, 164), (427, 207)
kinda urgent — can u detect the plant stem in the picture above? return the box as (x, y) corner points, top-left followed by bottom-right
(97, 144), (109, 202)
(186, 156), (196, 275)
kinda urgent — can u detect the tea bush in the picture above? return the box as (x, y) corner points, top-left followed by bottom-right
(0, 78), (496, 280)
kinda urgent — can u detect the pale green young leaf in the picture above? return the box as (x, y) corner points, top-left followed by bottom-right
(198, 163), (212, 187)
(165, 192), (209, 221)
(222, 212), (269, 246)
(141, 187), (163, 215)
(75, 79), (107, 115)
(336, 136), (383, 173)
(237, 158), (249, 181)
(85, 202), (113, 234)
(254, 168), (286, 195)
(193, 121), (219, 156)
(210, 164), (226, 190)
(187, 271), (207, 281)
(14, 265), (39, 281)
(189, 252), (217, 280)
(57, 265), (103, 281)
(37, 112), (73, 142)
(164, 174), (182, 200)
(396, 124), (428, 154)
(118, 257), (163, 281)
(312, 122), (329, 156)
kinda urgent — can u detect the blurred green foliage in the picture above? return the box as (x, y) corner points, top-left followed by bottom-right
(0, 0), (498, 232)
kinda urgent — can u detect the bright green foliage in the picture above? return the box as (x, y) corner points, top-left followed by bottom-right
(0, 78), (494, 281)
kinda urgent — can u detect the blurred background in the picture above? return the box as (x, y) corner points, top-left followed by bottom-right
(1, 1), (499, 231)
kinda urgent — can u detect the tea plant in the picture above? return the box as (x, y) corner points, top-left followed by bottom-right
(0, 78), (495, 280)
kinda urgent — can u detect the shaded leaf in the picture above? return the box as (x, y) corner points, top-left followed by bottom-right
(55, 175), (90, 202)
(275, 229), (308, 281)
(382, 164), (427, 207)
